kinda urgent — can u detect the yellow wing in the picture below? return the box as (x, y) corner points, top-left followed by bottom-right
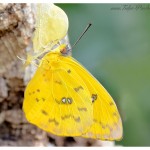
(23, 51), (93, 136)
(33, 4), (69, 52)
(60, 56), (123, 140)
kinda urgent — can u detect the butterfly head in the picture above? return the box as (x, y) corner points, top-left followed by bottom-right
(60, 44), (71, 56)
(51, 44), (71, 56)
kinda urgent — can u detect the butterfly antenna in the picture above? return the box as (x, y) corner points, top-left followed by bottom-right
(72, 23), (92, 49)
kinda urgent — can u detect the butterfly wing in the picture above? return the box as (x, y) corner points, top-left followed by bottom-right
(23, 55), (93, 136)
(33, 4), (69, 52)
(60, 56), (123, 140)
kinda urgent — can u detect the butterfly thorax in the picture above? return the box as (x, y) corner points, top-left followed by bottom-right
(39, 44), (69, 71)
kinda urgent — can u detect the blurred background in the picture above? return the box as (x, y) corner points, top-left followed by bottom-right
(58, 4), (150, 146)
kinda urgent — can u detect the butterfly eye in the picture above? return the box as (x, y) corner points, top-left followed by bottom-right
(60, 45), (67, 53)
(60, 44), (71, 55)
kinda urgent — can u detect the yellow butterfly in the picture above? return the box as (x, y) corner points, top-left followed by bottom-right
(23, 4), (123, 141)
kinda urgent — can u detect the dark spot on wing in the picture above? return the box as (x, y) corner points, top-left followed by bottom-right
(61, 114), (80, 122)
(94, 119), (98, 123)
(35, 98), (39, 102)
(37, 89), (40, 92)
(61, 97), (67, 103)
(67, 98), (73, 104)
(55, 80), (62, 85)
(105, 124), (113, 131)
(109, 102), (114, 106)
(113, 112), (117, 117)
(91, 94), (97, 103)
(100, 122), (106, 129)
(61, 115), (71, 120)
(61, 97), (73, 104)
(55, 99), (60, 104)
(73, 116), (80, 122)
(74, 86), (83, 92)
(67, 69), (71, 73)
(46, 60), (50, 63)
(78, 107), (87, 112)
(41, 109), (48, 116)
(48, 118), (59, 126)
(42, 98), (46, 101)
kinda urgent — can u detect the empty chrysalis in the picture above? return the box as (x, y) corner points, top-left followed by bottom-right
(23, 3), (123, 141)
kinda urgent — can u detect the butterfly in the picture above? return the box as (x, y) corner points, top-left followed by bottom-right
(23, 4), (123, 141)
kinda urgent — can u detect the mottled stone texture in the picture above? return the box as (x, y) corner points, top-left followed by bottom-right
(0, 3), (48, 146)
